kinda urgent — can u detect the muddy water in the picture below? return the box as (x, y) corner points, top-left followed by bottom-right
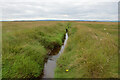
(42, 33), (68, 78)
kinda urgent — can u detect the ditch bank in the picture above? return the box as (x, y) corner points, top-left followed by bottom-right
(41, 32), (68, 78)
(32, 25), (70, 79)
(40, 26), (70, 78)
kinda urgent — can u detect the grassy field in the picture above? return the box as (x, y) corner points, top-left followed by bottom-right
(2, 21), (67, 78)
(55, 21), (118, 78)
(2, 21), (118, 78)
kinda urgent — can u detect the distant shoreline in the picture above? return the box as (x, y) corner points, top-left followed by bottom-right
(0, 20), (118, 22)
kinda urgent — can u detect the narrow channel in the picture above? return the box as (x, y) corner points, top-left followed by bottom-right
(42, 33), (68, 78)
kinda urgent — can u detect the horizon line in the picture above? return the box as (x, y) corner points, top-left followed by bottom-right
(0, 19), (118, 22)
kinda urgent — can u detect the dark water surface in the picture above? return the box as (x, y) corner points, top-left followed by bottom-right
(42, 33), (68, 78)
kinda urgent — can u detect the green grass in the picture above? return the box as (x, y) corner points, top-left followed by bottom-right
(55, 22), (118, 78)
(2, 21), (67, 78)
(2, 21), (118, 78)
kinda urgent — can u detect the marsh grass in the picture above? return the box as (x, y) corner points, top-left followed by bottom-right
(55, 22), (118, 78)
(2, 21), (67, 78)
(2, 21), (118, 78)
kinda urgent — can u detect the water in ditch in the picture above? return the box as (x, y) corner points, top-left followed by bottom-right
(42, 33), (68, 78)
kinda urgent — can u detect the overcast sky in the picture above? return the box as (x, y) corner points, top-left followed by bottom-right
(0, 0), (119, 21)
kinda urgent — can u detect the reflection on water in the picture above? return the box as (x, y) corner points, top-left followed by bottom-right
(42, 33), (68, 78)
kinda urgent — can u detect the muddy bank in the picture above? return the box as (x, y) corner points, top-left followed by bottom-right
(31, 32), (68, 79)
(42, 32), (68, 78)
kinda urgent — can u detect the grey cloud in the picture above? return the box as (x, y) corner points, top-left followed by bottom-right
(0, 1), (118, 21)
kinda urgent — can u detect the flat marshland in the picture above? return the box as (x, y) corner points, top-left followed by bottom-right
(2, 21), (118, 78)
(2, 21), (67, 78)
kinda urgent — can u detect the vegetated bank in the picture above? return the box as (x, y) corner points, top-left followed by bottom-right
(55, 22), (118, 78)
(2, 21), (68, 78)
